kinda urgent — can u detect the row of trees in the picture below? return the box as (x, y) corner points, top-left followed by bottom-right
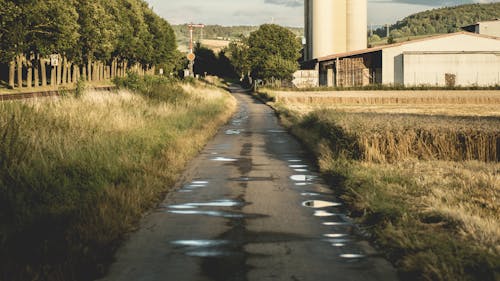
(373, 3), (500, 40)
(0, 0), (182, 88)
(194, 24), (301, 85)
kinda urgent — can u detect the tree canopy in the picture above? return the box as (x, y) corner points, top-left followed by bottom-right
(0, 0), (178, 68)
(245, 24), (301, 82)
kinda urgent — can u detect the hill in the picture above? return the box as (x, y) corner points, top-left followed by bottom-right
(372, 2), (500, 40)
(173, 25), (303, 52)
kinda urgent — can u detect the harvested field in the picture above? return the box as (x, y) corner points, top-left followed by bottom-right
(267, 89), (500, 281)
(271, 90), (500, 106)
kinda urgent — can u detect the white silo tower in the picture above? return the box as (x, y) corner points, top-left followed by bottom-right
(347, 0), (368, 52)
(304, 0), (367, 61)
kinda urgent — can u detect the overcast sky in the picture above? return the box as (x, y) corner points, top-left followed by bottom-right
(144, 0), (499, 27)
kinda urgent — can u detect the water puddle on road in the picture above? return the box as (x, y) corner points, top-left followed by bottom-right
(171, 240), (229, 247)
(192, 181), (209, 185)
(323, 222), (350, 226)
(186, 250), (233, 258)
(267, 129), (287, 133)
(324, 233), (348, 238)
(314, 210), (337, 217)
(168, 210), (245, 218)
(302, 200), (342, 208)
(340, 254), (366, 259)
(186, 200), (242, 208)
(295, 182), (314, 187)
(294, 169), (309, 172)
(301, 192), (321, 196)
(211, 157), (238, 162)
(290, 175), (317, 182)
(225, 129), (242, 135)
(287, 160), (302, 163)
(289, 165), (308, 168)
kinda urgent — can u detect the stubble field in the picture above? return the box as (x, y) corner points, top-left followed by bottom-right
(261, 89), (500, 281)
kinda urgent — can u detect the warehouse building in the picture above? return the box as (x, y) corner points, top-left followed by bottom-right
(315, 32), (500, 87)
(462, 19), (500, 37)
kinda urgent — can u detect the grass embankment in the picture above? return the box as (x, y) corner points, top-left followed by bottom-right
(265, 92), (499, 280)
(0, 75), (236, 281)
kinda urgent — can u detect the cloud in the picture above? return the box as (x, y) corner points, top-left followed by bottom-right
(264, 0), (303, 7)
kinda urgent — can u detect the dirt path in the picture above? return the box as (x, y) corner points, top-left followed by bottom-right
(97, 85), (398, 281)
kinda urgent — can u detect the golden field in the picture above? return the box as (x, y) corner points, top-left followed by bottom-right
(264, 89), (500, 281)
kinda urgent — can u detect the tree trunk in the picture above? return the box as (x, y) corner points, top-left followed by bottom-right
(8, 60), (15, 88)
(41, 59), (47, 87)
(51, 66), (56, 87)
(87, 59), (92, 82)
(34, 56), (40, 88)
(111, 60), (115, 78)
(56, 55), (62, 85)
(73, 65), (78, 83)
(62, 56), (67, 85)
(26, 59), (32, 89)
(16, 55), (23, 88)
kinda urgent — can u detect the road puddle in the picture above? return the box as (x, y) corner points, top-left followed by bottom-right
(186, 200), (242, 207)
(289, 165), (308, 168)
(295, 182), (313, 186)
(211, 157), (238, 162)
(340, 254), (365, 259)
(323, 222), (350, 226)
(294, 169), (309, 172)
(169, 205), (197, 209)
(324, 234), (348, 238)
(267, 129), (287, 133)
(168, 210), (245, 218)
(225, 129), (242, 135)
(290, 175), (317, 182)
(314, 210), (337, 217)
(287, 160), (302, 163)
(171, 240), (229, 247)
(301, 192), (321, 196)
(302, 200), (342, 208)
(192, 181), (209, 185)
(186, 250), (233, 258)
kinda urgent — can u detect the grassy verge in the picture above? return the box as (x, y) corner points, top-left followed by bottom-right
(272, 103), (499, 281)
(0, 75), (236, 281)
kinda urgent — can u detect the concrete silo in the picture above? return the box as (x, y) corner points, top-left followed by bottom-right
(304, 0), (367, 61)
(347, 0), (368, 52)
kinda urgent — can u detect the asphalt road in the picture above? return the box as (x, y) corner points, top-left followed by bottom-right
(97, 85), (398, 281)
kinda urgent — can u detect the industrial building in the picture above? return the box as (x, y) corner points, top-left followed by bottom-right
(299, 1), (500, 88)
(316, 32), (500, 87)
(304, 0), (367, 61)
(462, 19), (500, 37)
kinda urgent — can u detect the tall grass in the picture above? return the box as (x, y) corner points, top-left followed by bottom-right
(0, 77), (236, 281)
(274, 105), (500, 281)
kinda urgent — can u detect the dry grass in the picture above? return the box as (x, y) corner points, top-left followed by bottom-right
(270, 89), (500, 280)
(268, 90), (500, 116)
(0, 80), (236, 281)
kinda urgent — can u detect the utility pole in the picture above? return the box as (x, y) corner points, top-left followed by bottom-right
(188, 23), (205, 77)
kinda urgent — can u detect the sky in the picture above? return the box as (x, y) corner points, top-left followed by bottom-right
(144, 0), (499, 27)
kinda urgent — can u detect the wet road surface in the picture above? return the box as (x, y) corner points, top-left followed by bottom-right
(97, 85), (398, 281)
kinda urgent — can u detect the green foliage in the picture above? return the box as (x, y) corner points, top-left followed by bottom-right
(374, 3), (500, 39)
(172, 24), (303, 50)
(193, 43), (237, 78)
(0, 0), (179, 69)
(247, 24), (301, 82)
(114, 73), (188, 105)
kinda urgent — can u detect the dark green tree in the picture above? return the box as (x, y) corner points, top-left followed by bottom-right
(246, 24), (301, 82)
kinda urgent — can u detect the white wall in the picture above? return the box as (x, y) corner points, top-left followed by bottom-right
(382, 33), (500, 85)
(404, 53), (500, 86)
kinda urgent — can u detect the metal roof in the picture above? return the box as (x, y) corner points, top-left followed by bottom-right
(317, 32), (500, 62)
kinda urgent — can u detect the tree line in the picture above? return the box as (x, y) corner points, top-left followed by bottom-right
(371, 3), (500, 41)
(0, 0), (182, 89)
(194, 24), (302, 86)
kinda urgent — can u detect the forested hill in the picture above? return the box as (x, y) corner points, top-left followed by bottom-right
(172, 24), (303, 50)
(373, 2), (500, 39)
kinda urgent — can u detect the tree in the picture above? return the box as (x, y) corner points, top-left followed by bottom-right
(246, 24), (301, 82)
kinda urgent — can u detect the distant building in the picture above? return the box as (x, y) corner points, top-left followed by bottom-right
(462, 19), (500, 38)
(315, 32), (500, 87)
